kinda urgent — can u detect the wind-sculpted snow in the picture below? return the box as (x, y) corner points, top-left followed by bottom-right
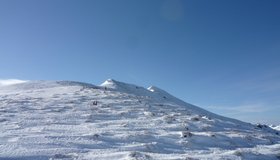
(270, 125), (280, 131)
(0, 80), (279, 160)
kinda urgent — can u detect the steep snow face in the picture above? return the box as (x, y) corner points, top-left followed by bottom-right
(0, 80), (280, 160)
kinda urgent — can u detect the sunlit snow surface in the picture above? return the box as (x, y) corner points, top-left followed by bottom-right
(0, 79), (279, 160)
(0, 79), (27, 86)
(270, 125), (280, 131)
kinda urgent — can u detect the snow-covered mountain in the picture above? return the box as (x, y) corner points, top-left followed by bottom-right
(0, 79), (279, 160)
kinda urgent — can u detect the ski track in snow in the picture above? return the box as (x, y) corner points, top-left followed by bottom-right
(0, 79), (279, 160)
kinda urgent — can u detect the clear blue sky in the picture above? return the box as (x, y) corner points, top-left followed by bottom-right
(1, 0), (280, 124)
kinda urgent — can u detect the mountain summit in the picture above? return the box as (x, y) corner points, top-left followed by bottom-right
(0, 80), (279, 159)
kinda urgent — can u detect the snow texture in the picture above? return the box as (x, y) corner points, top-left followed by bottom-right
(0, 79), (279, 160)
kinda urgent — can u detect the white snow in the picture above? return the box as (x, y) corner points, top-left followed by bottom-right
(270, 125), (280, 131)
(0, 79), (27, 86)
(0, 79), (279, 160)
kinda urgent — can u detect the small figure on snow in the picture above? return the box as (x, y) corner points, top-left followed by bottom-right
(92, 100), (98, 105)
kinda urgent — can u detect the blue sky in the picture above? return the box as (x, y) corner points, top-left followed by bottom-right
(0, 0), (280, 124)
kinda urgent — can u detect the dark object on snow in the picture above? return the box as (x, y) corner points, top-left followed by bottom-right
(92, 101), (98, 105)
(191, 117), (200, 121)
(181, 131), (193, 138)
(53, 154), (72, 159)
(256, 124), (268, 129)
(93, 134), (99, 138)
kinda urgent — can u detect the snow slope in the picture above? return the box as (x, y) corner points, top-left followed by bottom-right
(0, 79), (279, 160)
(270, 125), (280, 131)
(0, 79), (27, 86)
